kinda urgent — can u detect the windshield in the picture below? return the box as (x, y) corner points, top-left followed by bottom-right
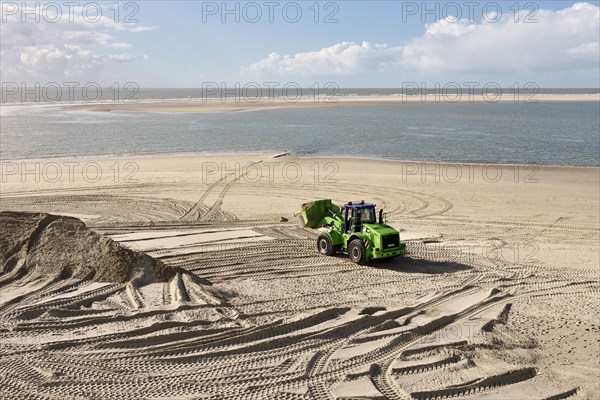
(358, 207), (376, 223)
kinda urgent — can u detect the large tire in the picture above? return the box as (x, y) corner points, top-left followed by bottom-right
(348, 238), (368, 265)
(317, 234), (336, 256)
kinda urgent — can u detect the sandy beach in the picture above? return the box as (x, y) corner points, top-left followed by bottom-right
(0, 154), (598, 399)
(3, 0), (599, 398)
(66, 93), (600, 113)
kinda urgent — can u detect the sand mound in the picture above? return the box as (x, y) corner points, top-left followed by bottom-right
(0, 211), (180, 284)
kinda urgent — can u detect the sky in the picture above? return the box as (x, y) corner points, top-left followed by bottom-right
(1, 1), (599, 87)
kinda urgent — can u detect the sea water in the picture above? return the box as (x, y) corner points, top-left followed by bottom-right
(1, 90), (598, 166)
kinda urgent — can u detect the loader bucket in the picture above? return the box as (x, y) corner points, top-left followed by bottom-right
(296, 199), (340, 229)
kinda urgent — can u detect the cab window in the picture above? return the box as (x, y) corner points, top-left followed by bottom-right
(359, 207), (376, 223)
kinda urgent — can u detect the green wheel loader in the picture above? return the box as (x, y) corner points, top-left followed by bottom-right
(296, 199), (406, 264)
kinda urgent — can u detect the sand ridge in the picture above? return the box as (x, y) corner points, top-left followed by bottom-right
(0, 211), (181, 285)
(64, 93), (600, 113)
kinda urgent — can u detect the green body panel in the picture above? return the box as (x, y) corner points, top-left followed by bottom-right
(297, 199), (407, 260)
(328, 228), (344, 246)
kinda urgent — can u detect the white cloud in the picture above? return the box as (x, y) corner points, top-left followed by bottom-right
(242, 2), (600, 82)
(106, 42), (133, 49)
(401, 2), (600, 73)
(243, 41), (403, 77)
(61, 31), (113, 45)
(4, 44), (103, 82)
(130, 25), (159, 33)
(0, 3), (156, 83)
(108, 53), (148, 62)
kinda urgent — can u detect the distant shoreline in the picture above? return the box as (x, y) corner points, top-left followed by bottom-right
(62, 93), (600, 114)
(2, 152), (599, 170)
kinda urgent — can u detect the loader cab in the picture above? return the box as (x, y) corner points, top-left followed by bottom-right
(343, 201), (377, 233)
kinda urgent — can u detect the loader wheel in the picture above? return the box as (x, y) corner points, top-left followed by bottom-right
(317, 234), (336, 256)
(348, 239), (368, 265)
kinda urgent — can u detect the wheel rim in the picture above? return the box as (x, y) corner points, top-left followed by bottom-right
(319, 239), (328, 251)
(351, 247), (360, 259)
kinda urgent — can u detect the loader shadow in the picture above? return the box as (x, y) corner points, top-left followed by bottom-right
(370, 256), (473, 274)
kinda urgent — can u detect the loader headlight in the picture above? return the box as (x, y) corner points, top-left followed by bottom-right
(364, 227), (370, 233)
